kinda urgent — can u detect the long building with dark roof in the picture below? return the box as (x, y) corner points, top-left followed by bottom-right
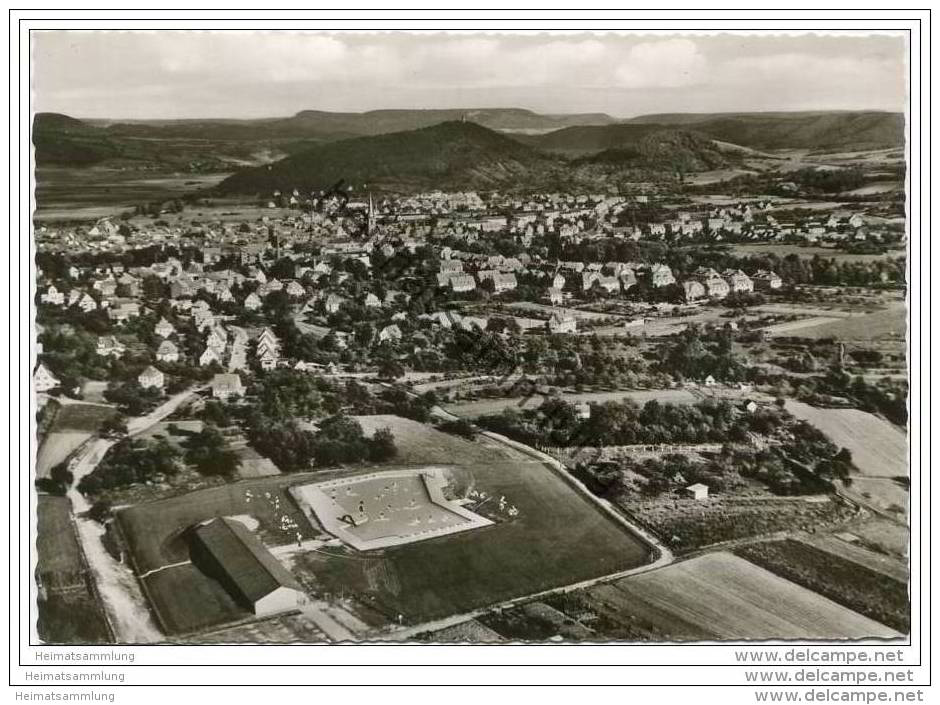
(191, 517), (307, 617)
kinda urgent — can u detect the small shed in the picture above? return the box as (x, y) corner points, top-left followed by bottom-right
(683, 483), (709, 501)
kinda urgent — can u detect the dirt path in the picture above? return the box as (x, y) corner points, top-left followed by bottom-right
(64, 387), (203, 643)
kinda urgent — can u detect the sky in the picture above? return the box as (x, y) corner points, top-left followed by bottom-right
(31, 32), (907, 120)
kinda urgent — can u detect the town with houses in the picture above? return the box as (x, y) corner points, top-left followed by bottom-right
(29, 40), (911, 646)
(34, 171), (909, 645)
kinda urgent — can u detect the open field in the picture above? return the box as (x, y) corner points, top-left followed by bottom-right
(37, 495), (86, 588)
(591, 308), (729, 338)
(35, 167), (228, 222)
(443, 388), (697, 418)
(36, 403), (116, 479)
(785, 305), (907, 342)
(609, 552), (899, 639)
(735, 539), (909, 634)
(116, 473), (327, 635)
(799, 533), (908, 583)
(290, 454), (652, 625)
(507, 302), (614, 321)
(619, 494), (856, 553)
(753, 304), (857, 318)
(839, 478), (908, 522)
(784, 401), (907, 478)
(137, 420), (203, 448)
(36, 496), (112, 643)
(119, 419), (653, 634)
(420, 618), (506, 643)
(847, 518), (910, 560)
(354, 414), (516, 465)
(761, 316), (844, 337)
(725, 243), (903, 262)
(47, 402), (116, 432)
(37, 431), (90, 479)
(117, 475), (322, 575)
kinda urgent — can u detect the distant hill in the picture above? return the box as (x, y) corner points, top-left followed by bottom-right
(33, 113), (315, 170)
(282, 108), (617, 135)
(217, 121), (560, 194)
(574, 130), (735, 173)
(33, 112), (122, 166)
(524, 124), (672, 157)
(94, 108), (618, 141)
(625, 111), (905, 151)
(530, 111), (904, 156)
(35, 108), (618, 170)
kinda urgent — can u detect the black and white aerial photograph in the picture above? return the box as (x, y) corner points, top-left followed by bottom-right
(26, 23), (917, 661)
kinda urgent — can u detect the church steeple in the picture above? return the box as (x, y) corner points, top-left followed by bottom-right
(368, 191), (375, 236)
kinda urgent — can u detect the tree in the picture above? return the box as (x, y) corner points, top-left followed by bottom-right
(35, 477), (67, 496)
(368, 427), (398, 462)
(247, 417), (318, 472)
(100, 415), (128, 438)
(185, 425), (242, 477)
(437, 418), (477, 439)
(377, 358), (405, 381)
(87, 500), (112, 523)
(50, 462), (74, 488)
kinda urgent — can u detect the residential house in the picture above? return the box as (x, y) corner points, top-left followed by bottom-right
(378, 324), (403, 343)
(40, 285), (65, 306)
(108, 301), (141, 322)
(439, 259), (463, 275)
(324, 294), (345, 314)
(156, 340), (180, 363)
(723, 269), (754, 294)
(593, 276), (621, 295)
(285, 281), (305, 298)
(96, 335), (126, 358)
(243, 292), (263, 311)
(138, 366), (165, 390)
(547, 312), (577, 334)
(682, 280), (706, 302)
(210, 373), (245, 401)
(490, 273), (518, 293)
(77, 293), (98, 312)
(648, 264), (676, 287)
(155, 317), (175, 339)
(199, 346), (224, 367)
(34, 363), (60, 392)
(703, 276), (730, 299)
(619, 268), (638, 292)
(448, 274), (476, 293)
(752, 270), (783, 291)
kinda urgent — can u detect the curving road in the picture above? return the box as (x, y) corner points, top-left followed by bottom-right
(65, 386), (204, 643)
